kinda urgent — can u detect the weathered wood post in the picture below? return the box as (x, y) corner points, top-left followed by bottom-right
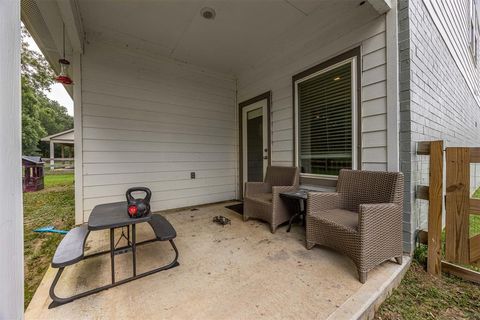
(416, 141), (444, 276)
(0, 1), (24, 318)
(428, 141), (443, 276)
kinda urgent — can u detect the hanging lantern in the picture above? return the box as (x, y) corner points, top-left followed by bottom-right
(55, 23), (73, 85)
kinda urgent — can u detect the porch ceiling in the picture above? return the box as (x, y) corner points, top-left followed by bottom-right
(78, 0), (378, 75)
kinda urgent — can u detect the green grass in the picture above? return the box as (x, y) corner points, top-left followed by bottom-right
(24, 172), (74, 309)
(43, 172), (74, 188)
(376, 186), (480, 319)
(375, 259), (480, 320)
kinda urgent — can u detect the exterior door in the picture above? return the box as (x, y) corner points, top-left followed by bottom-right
(242, 99), (268, 186)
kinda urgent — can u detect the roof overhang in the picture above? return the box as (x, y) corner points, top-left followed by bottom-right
(41, 128), (74, 144)
(21, 0), (85, 97)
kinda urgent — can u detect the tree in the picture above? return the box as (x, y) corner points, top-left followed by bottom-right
(21, 27), (73, 156)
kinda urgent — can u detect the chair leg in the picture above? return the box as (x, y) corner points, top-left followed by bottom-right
(359, 271), (367, 284)
(270, 224), (276, 234)
(306, 241), (315, 250)
(395, 256), (403, 265)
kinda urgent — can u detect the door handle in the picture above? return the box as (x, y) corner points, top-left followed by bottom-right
(263, 156), (268, 160)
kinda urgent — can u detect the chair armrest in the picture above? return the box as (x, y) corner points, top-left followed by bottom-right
(245, 182), (270, 197)
(307, 192), (343, 212)
(272, 185), (298, 195)
(358, 203), (402, 234)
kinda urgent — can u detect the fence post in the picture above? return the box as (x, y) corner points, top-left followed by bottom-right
(445, 147), (470, 264)
(427, 141), (443, 276)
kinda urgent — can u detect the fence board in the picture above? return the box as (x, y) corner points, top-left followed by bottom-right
(416, 185), (429, 200)
(445, 148), (470, 264)
(416, 141), (431, 155)
(470, 198), (480, 215)
(441, 261), (480, 284)
(470, 234), (480, 263)
(469, 148), (480, 163)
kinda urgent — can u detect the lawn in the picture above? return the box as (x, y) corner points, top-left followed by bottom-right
(24, 172), (75, 309)
(376, 187), (480, 319)
(375, 260), (480, 319)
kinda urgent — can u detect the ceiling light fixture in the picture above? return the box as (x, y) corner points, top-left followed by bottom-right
(201, 7), (216, 20)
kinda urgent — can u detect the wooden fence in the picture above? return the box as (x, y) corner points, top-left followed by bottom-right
(41, 157), (74, 170)
(416, 141), (480, 283)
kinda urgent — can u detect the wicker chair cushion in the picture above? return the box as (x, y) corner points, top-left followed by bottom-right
(309, 209), (358, 231)
(246, 192), (272, 204)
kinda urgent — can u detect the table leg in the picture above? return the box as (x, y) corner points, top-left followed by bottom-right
(287, 199), (302, 233)
(132, 224), (137, 276)
(110, 228), (115, 284)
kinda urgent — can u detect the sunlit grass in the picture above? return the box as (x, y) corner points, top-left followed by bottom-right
(23, 172), (74, 309)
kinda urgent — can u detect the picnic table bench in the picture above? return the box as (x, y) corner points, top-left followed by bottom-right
(49, 202), (179, 308)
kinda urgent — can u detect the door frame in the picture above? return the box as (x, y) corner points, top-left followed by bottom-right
(238, 91), (271, 199)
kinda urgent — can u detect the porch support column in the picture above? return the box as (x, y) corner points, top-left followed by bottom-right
(386, 0), (399, 171)
(73, 52), (84, 224)
(0, 1), (24, 319)
(50, 140), (55, 170)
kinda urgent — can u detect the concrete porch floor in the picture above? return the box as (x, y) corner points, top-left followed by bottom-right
(26, 201), (410, 320)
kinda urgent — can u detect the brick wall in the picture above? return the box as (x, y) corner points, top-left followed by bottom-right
(399, 0), (480, 253)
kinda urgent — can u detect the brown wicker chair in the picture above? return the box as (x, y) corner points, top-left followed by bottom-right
(306, 169), (404, 283)
(244, 166), (299, 233)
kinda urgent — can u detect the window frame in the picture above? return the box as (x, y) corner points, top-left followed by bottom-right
(292, 48), (361, 180)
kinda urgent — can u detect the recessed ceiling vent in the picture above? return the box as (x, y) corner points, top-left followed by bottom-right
(201, 7), (216, 20)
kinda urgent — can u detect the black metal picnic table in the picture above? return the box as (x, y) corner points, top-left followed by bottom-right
(49, 201), (179, 308)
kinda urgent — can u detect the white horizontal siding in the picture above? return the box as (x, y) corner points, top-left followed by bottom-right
(423, 0), (480, 104)
(237, 12), (390, 171)
(81, 41), (236, 220)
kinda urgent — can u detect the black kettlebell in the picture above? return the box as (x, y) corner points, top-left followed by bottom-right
(126, 187), (152, 218)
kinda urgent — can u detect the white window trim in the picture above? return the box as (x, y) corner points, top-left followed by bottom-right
(294, 57), (358, 180)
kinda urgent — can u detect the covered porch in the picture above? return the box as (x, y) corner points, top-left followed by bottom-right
(0, 0), (405, 318)
(26, 201), (409, 320)
(21, 0), (400, 226)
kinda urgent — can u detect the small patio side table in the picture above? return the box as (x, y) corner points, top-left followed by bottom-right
(279, 189), (308, 232)
(280, 187), (335, 232)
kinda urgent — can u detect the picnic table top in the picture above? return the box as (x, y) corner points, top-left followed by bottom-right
(88, 201), (152, 231)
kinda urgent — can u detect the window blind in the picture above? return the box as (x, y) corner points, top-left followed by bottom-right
(297, 62), (352, 176)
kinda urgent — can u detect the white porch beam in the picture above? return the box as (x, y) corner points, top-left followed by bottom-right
(50, 140), (55, 170)
(56, 0), (84, 53)
(0, 0), (24, 319)
(73, 52), (84, 224)
(386, 0), (399, 171)
(368, 0), (392, 14)
(35, 0), (67, 57)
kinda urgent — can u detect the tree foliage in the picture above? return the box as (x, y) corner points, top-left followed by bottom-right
(21, 27), (73, 156)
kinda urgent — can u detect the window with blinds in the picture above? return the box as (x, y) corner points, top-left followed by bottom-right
(296, 61), (354, 176)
